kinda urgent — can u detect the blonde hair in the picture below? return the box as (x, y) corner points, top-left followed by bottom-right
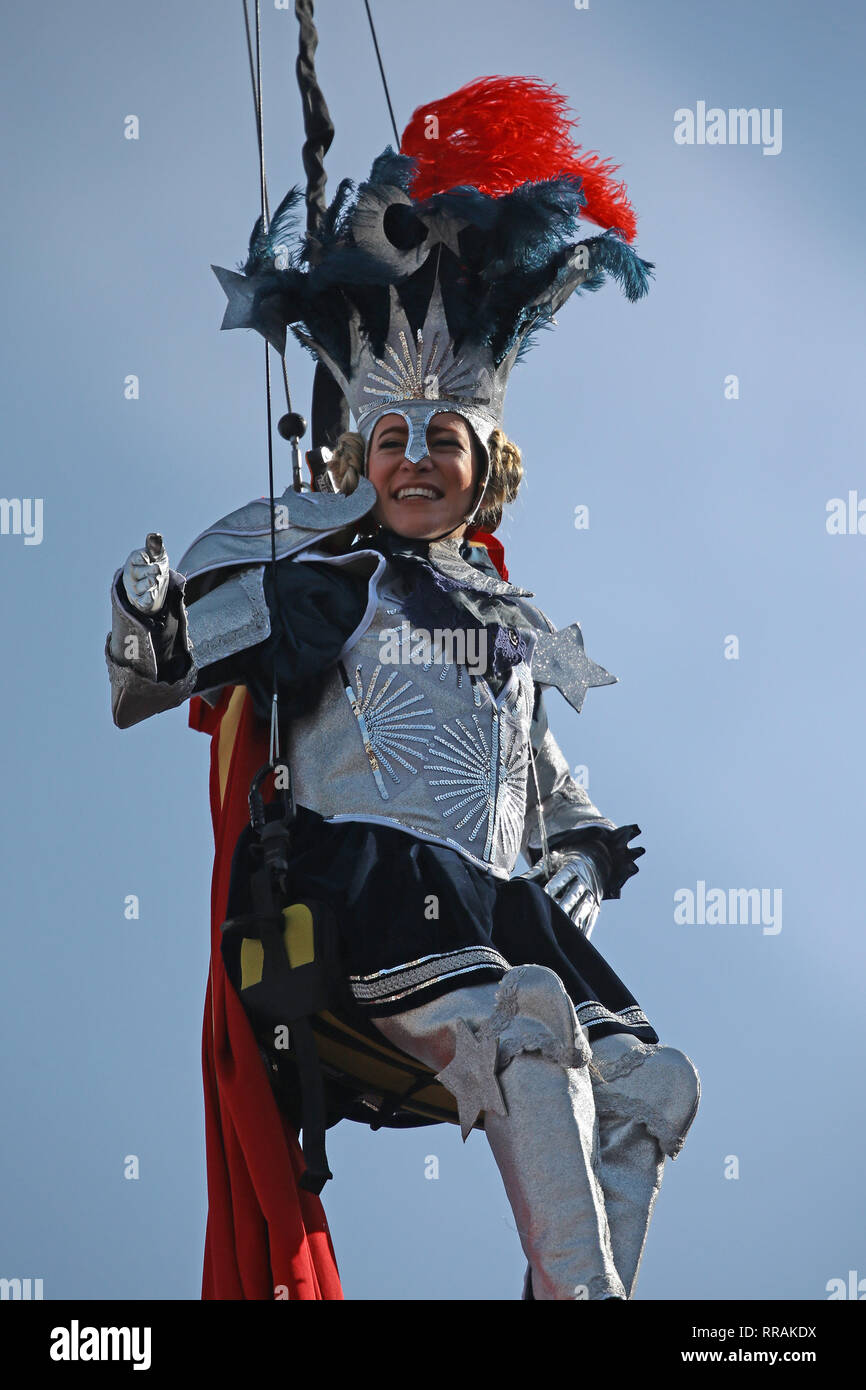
(329, 425), (523, 533)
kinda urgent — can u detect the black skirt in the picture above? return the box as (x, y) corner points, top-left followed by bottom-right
(225, 803), (659, 1048)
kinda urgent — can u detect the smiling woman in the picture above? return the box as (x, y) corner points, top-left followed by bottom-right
(329, 414), (524, 539)
(369, 412), (478, 540)
(106, 72), (700, 1304)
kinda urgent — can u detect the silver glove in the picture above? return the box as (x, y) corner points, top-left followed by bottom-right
(122, 532), (170, 615)
(520, 848), (604, 938)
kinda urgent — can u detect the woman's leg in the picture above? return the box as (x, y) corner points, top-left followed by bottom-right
(589, 1032), (701, 1297)
(370, 964), (626, 1300)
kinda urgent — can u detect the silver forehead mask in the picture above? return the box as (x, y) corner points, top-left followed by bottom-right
(362, 402), (493, 529)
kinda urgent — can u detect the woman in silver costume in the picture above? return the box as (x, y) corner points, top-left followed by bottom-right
(105, 75), (701, 1300)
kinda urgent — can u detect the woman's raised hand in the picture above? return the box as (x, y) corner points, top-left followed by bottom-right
(122, 533), (170, 615)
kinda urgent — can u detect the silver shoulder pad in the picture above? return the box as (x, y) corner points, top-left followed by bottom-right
(178, 478), (377, 588)
(185, 565), (271, 669)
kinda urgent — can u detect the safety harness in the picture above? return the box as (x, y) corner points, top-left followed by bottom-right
(219, 758), (466, 1193)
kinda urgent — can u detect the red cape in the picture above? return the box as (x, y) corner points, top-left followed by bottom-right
(192, 530), (506, 1300)
(193, 684), (343, 1300)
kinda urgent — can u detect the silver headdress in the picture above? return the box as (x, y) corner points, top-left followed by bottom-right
(213, 76), (653, 523)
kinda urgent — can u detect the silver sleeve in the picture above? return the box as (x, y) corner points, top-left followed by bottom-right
(104, 568), (199, 729)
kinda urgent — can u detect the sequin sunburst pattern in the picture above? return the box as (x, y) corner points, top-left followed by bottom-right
(494, 703), (531, 866)
(361, 328), (477, 410)
(381, 613), (484, 700)
(419, 650), (484, 701)
(343, 662), (435, 801)
(423, 703), (528, 862)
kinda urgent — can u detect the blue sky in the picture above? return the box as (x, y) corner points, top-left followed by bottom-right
(1, 0), (864, 1299)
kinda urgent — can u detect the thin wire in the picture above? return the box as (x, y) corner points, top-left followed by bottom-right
(265, 339), (281, 763)
(280, 355), (293, 415)
(244, 6), (293, 417)
(528, 739), (552, 878)
(243, 0), (281, 760)
(363, 0), (399, 145)
(243, 0), (270, 226)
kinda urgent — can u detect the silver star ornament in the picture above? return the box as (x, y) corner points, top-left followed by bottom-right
(435, 1018), (509, 1141)
(531, 622), (618, 715)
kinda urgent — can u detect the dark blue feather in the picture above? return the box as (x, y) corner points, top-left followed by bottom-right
(584, 232), (655, 302)
(229, 150), (653, 377)
(243, 187), (304, 274)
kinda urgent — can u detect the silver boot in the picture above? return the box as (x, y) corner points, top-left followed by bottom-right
(589, 1032), (701, 1297)
(371, 965), (626, 1300)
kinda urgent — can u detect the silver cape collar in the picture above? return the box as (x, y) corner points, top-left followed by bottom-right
(177, 485), (617, 715)
(365, 533), (535, 600)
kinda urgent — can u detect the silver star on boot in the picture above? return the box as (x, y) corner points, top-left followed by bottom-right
(435, 1018), (509, 1140)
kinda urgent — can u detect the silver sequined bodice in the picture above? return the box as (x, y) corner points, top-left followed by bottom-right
(286, 557), (537, 878)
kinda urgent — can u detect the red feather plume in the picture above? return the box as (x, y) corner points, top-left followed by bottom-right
(400, 75), (637, 242)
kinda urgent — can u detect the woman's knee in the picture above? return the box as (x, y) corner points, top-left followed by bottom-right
(590, 1033), (701, 1160)
(369, 964), (592, 1124)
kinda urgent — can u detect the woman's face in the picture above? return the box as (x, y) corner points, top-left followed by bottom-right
(366, 411), (479, 540)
